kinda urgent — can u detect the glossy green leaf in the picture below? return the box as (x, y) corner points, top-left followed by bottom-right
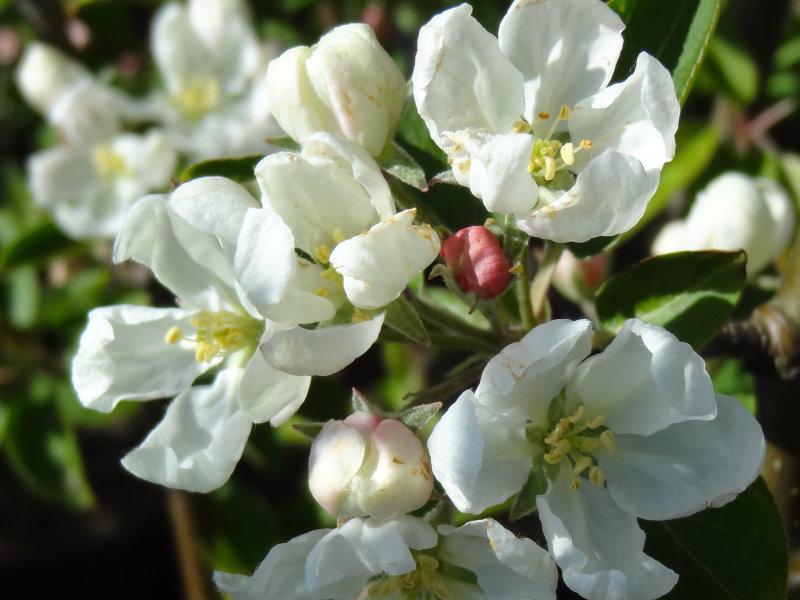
(384, 295), (432, 346)
(609, 0), (722, 105)
(705, 36), (760, 104)
(0, 221), (72, 270)
(643, 478), (787, 600)
(595, 250), (746, 348)
(179, 155), (261, 183)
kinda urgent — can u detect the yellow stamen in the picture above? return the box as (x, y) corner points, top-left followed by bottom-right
(568, 405), (585, 423)
(580, 139), (593, 150)
(600, 430), (615, 451)
(164, 326), (183, 345)
(416, 555), (440, 571)
(559, 105), (571, 120)
(543, 156), (556, 180)
(538, 111), (550, 120)
(570, 477), (581, 491)
(587, 414), (605, 429)
(314, 244), (332, 264)
(589, 466), (605, 487)
(573, 455), (592, 475)
(314, 287), (330, 298)
(332, 227), (346, 244)
(512, 119), (532, 133)
(508, 263), (524, 275)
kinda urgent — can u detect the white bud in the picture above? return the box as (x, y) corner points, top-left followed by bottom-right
(652, 172), (796, 275)
(266, 24), (407, 156)
(16, 42), (87, 114)
(308, 412), (433, 519)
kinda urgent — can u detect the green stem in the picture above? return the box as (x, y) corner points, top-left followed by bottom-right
(516, 246), (536, 331)
(530, 243), (565, 324)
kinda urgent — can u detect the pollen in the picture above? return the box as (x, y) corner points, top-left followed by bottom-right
(580, 139), (593, 150)
(537, 111), (550, 120)
(558, 105), (571, 120)
(175, 77), (221, 119)
(92, 144), (130, 180)
(188, 310), (262, 364)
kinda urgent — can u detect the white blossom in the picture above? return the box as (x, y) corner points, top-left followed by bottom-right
(235, 133), (440, 377)
(308, 412), (433, 519)
(214, 516), (558, 600)
(71, 177), (311, 492)
(652, 172), (796, 275)
(149, 0), (282, 159)
(412, 0), (680, 242)
(267, 23), (407, 156)
(28, 128), (177, 239)
(428, 318), (765, 600)
(16, 42), (88, 115)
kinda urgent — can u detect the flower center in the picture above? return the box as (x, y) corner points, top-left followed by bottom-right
(164, 310), (263, 363)
(92, 144), (130, 180)
(174, 77), (221, 119)
(542, 404), (614, 492)
(365, 555), (452, 600)
(512, 105), (593, 186)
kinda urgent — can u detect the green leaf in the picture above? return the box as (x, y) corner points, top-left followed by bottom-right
(710, 358), (756, 414)
(509, 464), (548, 521)
(624, 123), (721, 239)
(779, 153), (800, 213)
(378, 141), (428, 191)
(2, 395), (95, 510)
(7, 265), (40, 329)
(609, 0), (722, 106)
(705, 36), (760, 104)
(395, 84), (448, 171)
(1, 221), (72, 270)
(643, 478), (787, 600)
(595, 250), (746, 348)
(384, 295), (431, 346)
(179, 155), (262, 183)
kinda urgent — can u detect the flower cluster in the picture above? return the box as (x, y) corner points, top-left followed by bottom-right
(49, 0), (775, 598)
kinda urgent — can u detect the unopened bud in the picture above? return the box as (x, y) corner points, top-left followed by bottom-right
(308, 412), (433, 519)
(440, 226), (511, 299)
(553, 249), (608, 304)
(266, 23), (407, 156)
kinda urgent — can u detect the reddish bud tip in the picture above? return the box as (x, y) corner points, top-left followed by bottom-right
(440, 226), (511, 299)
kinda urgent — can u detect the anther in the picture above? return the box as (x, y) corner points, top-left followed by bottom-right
(560, 142), (575, 166)
(600, 430), (615, 451)
(538, 111), (550, 120)
(164, 326), (183, 345)
(568, 405), (585, 423)
(559, 105), (571, 120)
(579, 139), (593, 150)
(314, 287), (329, 298)
(589, 466), (605, 487)
(314, 244), (332, 264)
(416, 555), (439, 571)
(544, 157), (556, 181)
(509, 263), (524, 275)
(573, 455), (592, 475)
(332, 227), (346, 244)
(512, 120), (532, 133)
(570, 478), (581, 491)
(587, 415), (605, 429)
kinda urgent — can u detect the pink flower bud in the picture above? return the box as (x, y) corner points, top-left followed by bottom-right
(553, 250), (608, 303)
(308, 412), (433, 519)
(441, 226), (511, 299)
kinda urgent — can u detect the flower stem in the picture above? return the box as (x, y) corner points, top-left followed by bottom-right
(408, 291), (501, 350)
(516, 246), (536, 331)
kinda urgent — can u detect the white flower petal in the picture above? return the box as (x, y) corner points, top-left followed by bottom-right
(651, 221), (690, 256)
(114, 195), (238, 310)
(170, 176), (257, 250)
(438, 519), (557, 600)
(238, 348), (311, 425)
(329, 209), (440, 310)
(570, 53), (680, 172)
(71, 305), (205, 413)
(306, 516), (437, 598)
(308, 420), (367, 516)
(213, 529), (329, 600)
(476, 319), (593, 424)
(516, 150), (659, 243)
(121, 368), (252, 492)
(600, 394), (765, 521)
(537, 468), (678, 600)
(498, 0), (624, 123)
(427, 390), (532, 514)
(16, 42), (88, 114)
(152, 3), (214, 96)
(442, 129), (538, 214)
(303, 132), (395, 220)
(260, 315), (385, 377)
(412, 4), (525, 146)
(570, 319), (717, 435)
(234, 208), (298, 316)
(758, 177), (796, 263)
(255, 152), (379, 255)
